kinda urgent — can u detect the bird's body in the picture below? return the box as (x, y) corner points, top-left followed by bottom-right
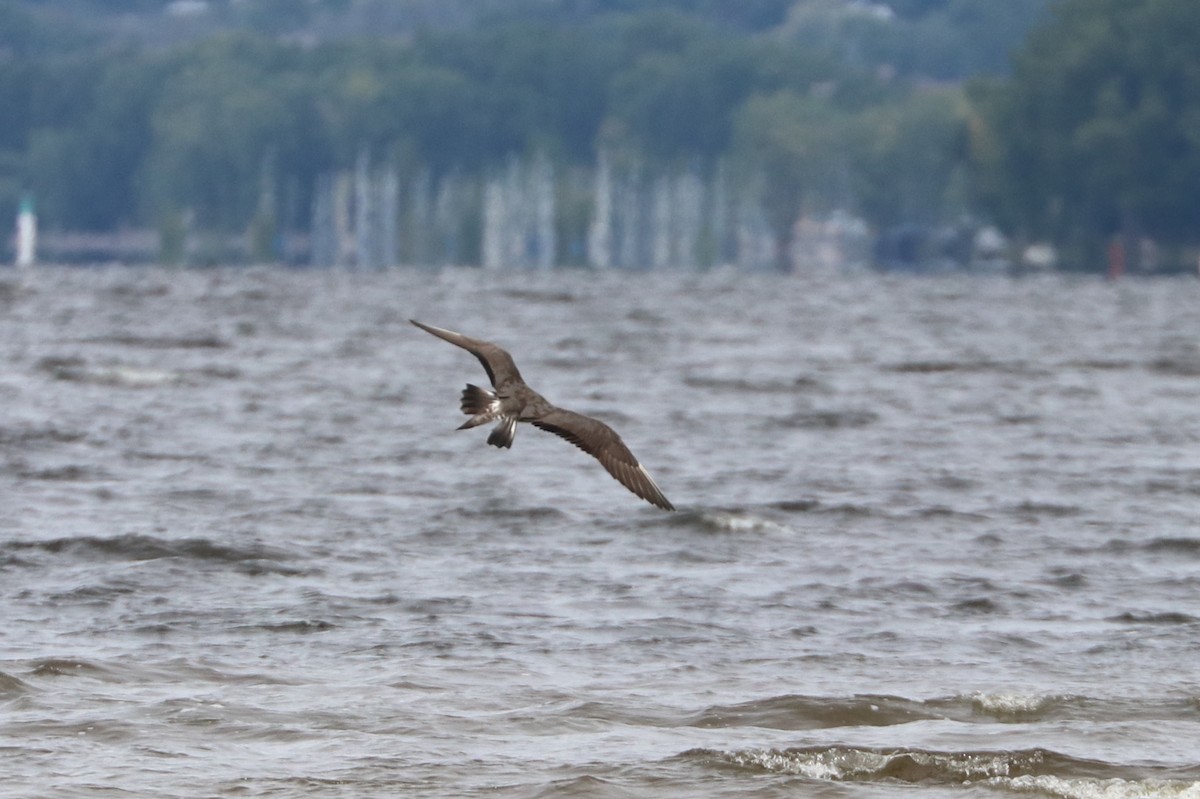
(411, 320), (675, 511)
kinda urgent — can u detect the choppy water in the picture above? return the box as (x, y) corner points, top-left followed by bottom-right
(2, 266), (1200, 798)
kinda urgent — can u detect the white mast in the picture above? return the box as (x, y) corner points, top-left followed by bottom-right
(16, 195), (36, 268)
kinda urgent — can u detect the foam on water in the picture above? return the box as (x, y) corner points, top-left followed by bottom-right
(972, 691), (1063, 720)
(1001, 775), (1200, 799)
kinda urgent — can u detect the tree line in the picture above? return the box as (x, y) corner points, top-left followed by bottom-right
(2, 0), (1195, 271)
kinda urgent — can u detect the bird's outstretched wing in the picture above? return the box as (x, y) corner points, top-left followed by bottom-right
(532, 408), (675, 511)
(410, 320), (524, 388)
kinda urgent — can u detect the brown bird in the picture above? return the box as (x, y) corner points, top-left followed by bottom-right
(411, 320), (675, 511)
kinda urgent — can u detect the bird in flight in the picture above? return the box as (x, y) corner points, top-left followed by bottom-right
(411, 320), (675, 511)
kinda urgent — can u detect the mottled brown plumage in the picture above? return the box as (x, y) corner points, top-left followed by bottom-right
(411, 319), (674, 511)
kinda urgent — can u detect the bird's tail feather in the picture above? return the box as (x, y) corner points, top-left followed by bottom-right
(460, 383), (495, 416)
(457, 384), (499, 430)
(487, 417), (517, 449)
(456, 384), (516, 447)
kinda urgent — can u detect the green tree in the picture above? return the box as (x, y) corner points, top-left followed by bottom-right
(140, 35), (321, 230)
(733, 91), (849, 271)
(852, 87), (969, 227)
(974, 0), (1200, 263)
(13, 52), (163, 229)
(610, 38), (759, 161)
(0, 0), (94, 55)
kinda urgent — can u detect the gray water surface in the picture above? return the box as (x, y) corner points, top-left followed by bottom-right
(2, 267), (1199, 797)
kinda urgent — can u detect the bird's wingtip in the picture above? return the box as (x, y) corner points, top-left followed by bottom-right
(411, 319), (455, 336)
